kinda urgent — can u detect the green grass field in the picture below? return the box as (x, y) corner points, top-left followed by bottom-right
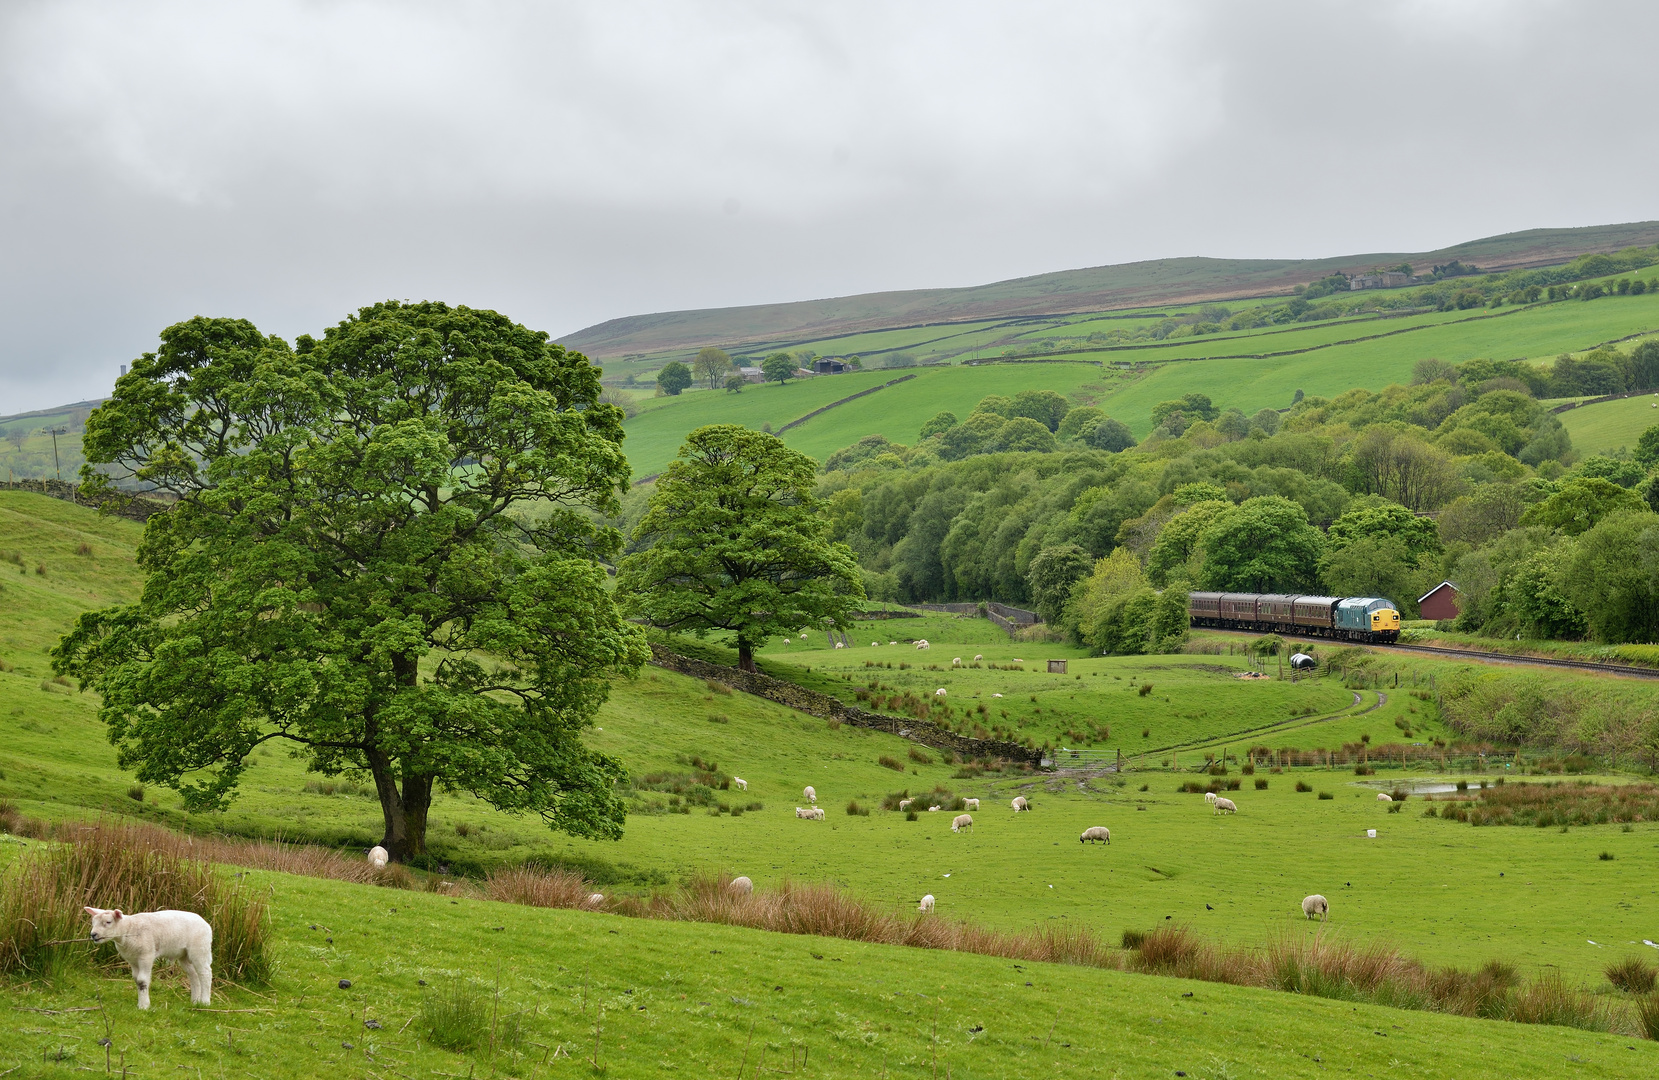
(10, 491), (1659, 1073)
(9, 863), (1656, 1079)
(1557, 393), (1659, 456)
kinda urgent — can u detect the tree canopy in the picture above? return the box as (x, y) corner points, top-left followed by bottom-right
(762, 353), (796, 385)
(656, 360), (692, 396)
(693, 347), (733, 390)
(616, 425), (864, 670)
(53, 303), (647, 861)
(1199, 496), (1325, 593)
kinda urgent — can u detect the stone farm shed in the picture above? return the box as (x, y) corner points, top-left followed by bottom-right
(1418, 581), (1460, 621)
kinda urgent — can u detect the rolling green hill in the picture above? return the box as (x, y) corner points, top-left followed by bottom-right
(1556, 392), (1659, 456)
(563, 221), (1659, 358)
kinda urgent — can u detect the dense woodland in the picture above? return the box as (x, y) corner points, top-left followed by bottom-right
(670, 344), (1659, 655)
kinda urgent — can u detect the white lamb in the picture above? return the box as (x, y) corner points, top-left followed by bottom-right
(1213, 797), (1237, 815)
(951, 814), (974, 833)
(586, 893), (605, 908)
(992, 693), (1003, 698)
(1204, 792), (1218, 804)
(916, 639), (930, 650)
(733, 777), (748, 791)
(803, 785), (817, 804)
(1079, 826), (1111, 845)
(1011, 796), (1029, 812)
(1012, 658), (1022, 663)
(811, 807), (825, 820)
(84, 907), (212, 1011)
(368, 845), (389, 869)
(918, 894), (935, 913)
(1377, 792), (1393, 802)
(964, 798), (980, 810)
(889, 641), (897, 646)
(973, 654), (983, 661)
(898, 799), (914, 810)
(1302, 894), (1329, 921)
(952, 657), (963, 666)
(873, 641), (880, 647)
(935, 688), (947, 697)
(928, 805), (941, 812)
(729, 876), (753, 895)
(835, 642), (844, 649)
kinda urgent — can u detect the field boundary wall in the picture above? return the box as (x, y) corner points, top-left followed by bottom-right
(1549, 388), (1659, 414)
(774, 373), (918, 435)
(648, 643), (1043, 764)
(910, 601), (1041, 636)
(0, 478), (170, 522)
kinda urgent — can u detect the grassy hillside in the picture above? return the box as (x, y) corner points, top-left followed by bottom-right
(8, 491), (1659, 995)
(563, 222), (1659, 358)
(1557, 393), (1659, 456)
(8, 863), (1654, 1078)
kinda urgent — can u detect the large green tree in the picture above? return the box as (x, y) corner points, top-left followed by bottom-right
(53, 304), (647, 861)
(693, 347), (733, 390)
(656, 360), (692, 396)
(1198, 496), (1325, 593)
(1521, 476), (1644, 535)
(1559, 510), (1659, 642)
(616, 425), (863, 671)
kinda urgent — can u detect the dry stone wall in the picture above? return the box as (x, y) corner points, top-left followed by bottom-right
(648, 643), (1042, 765)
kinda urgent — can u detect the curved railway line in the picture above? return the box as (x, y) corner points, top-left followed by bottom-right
(1205, 629), (1659, 681)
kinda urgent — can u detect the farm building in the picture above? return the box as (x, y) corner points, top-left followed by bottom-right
(1418, 581), (1460, 621)
(736, 366), (765, 383)
(1349, 271), (1412, 290)
(813, 357), (853, 375)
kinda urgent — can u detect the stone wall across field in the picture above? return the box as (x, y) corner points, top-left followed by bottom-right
(648, 643), (1043, 765)
(0, 478), (171, 522)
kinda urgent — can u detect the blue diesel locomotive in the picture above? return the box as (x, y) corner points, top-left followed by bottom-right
(1187, 592), (1402, 643)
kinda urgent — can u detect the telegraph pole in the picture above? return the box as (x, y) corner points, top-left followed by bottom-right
(48, 426), (67, 481)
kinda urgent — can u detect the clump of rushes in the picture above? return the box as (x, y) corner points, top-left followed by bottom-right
(1317, 791), (1334, 800)
(1606, 956), (1659, 994)
(878, 755), (905, 772)
(1295, 781), (1313, 793)
(845, 799), (869, 816)
(908, 747), (932, 765)
(421, 979), (489, 1052)
(1255, 778), (1268, 790)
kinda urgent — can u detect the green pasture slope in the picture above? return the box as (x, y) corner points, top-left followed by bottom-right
(1557, 392), (1659, 456)
(9, 490), (1659, 1073)
(7, 868), (1653, 1079)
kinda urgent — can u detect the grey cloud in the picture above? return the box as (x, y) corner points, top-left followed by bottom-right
(1, 0), (1654, 412)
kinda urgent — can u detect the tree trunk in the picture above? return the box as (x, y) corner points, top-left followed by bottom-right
(737, 637), (756, 673)
(365, 747), (436, 863)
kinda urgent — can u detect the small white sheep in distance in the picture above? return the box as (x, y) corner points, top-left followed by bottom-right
(873, 641), (880, 647)
(795, 807), (812, 818)
(1213, 797), (1237, 815)
(952, 657), (962, 666)
(85, 907), (212, 1010)
(928, 805), (941, 812)
(811, 807), (825, 820)
(1079, 826), (1111, 845)
(835, 642), (844, 649)
(916, 639), (930, 650)
(973, 654), (983, 661)
(803, 785), (816, 804)
(918, 894), (935, 913)
(1011, 795), (1029, 812)
(952, 814), (973, 833)
(1377, 792), (1393, 802)
(964, 798), (980, 810)
(368, 845), (389, 869)
(1012, 658), (1022, 663)
(1302, 894), (1329, 921)
(733, 777), (747, 791)
(992, 693), (1003, 698)
(889, 641), (897, 646)
(586, 892), (605, 908)
(729, 876), (753, 895)
(1204, 792), (1217, 804)
(898, 799), (914, 810)
(935, 688), (947, 697)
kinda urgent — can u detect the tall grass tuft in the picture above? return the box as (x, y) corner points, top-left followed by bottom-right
(1607, 956), (1659, 994)
(421, 978), (489, 1051)
(1505, 970), (1606, 1030)
(1636, 994), (1659, 1041)
(0, 819), (273, 984)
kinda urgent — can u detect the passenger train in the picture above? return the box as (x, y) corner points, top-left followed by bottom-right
(1187, 592), (1402, 643)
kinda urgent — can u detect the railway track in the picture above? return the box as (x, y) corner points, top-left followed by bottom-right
(1203, 629), (1659, 681)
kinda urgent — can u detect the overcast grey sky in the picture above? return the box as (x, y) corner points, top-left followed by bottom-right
(2, 0), (1655, 412)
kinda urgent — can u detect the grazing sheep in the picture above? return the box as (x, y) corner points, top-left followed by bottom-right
(795, 807), (813, 818)
(1079, 826), (1111, 845)
(889, 641), (897, 646)
(873, 641), (880, 647)
(898, 799), (914, 810)
(916, 639), (930, 650)
(928, 805), (941, 812)
(964, 798), (980, 810)
(918, 894), (935, 913)
(811, 807), (825, 820)
(952, 657), (963, 666)
(935, 688), (947, 697)
(835, 642), (844, 649)
(729, 876), (753, 895)
(1377, 792), (1392, 802)
(992, 693), (1003, 698)
(733, 777), (748, 791)
(951, 814), (974, 833)
(368, 845), (389, 869)
(1011, 796), (1029, 812)
(586, 893), (605, 908)
(1213, 797), (1237, 815)
(1012, 658), (1023, 663)
(803, 785), (817, 804)
(973, 654), (983, 661)
(84, 907), (212, 1010)
(1302, 894), (1329, 921)
(1204, 792), (1218, 804)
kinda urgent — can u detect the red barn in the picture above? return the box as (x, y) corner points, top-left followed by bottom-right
(1418, 581), (1460, 621)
